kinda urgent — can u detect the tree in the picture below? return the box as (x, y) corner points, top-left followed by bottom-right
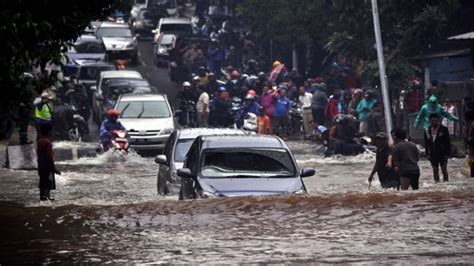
(0, 0), (131, 138)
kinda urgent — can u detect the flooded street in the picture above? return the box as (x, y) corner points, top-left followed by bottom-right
(1, 141), (473, 264)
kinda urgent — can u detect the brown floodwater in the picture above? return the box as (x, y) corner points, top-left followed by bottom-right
(0, 141), (473, 264)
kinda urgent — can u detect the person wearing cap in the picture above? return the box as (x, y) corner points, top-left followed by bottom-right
(34, 91), (53, 139)
(356, 89), (377, 133)
(368, 132), (399, 189)
(414, 95), (459, 130)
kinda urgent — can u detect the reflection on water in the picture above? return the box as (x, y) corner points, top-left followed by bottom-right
(0, 140), (473, 264)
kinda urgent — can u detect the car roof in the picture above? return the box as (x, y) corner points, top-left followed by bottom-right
(98, 22), (129, 28)
(118, 93), (166, 101)
(101, 70), (143, 79)
(199, 135), (287, 149)
(160, 17), (191, 24)
(177, 128), (249, 140)
(76, 35), (101, 42)
(79, 62), (115, 68)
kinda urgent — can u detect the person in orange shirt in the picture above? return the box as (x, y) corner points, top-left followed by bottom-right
(257, 106), (272, 135)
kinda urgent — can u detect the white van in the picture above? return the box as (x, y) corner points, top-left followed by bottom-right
(133, 0), (178, 17)
(152, 17), (193, 43)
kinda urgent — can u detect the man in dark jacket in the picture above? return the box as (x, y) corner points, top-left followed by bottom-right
(424, 113), (451, 182)
(311, 83), (328, 126)
(367, 101), (386, 139)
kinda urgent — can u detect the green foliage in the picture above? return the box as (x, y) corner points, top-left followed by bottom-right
(0, 0), (131, 137)
(237, 0), (466, 92)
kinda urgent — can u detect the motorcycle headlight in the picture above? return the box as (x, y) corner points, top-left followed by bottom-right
(160, 128), (174, 135)
(202, 191), (217, 198)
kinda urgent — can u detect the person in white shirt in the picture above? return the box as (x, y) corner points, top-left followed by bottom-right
(196, 86), (210, 127)
(298, 86), (313, 138)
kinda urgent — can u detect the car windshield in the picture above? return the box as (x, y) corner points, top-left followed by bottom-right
(71, 41), (106, 53)
(116, 100), (171, 118)
(107, 86), (150, 101)
(96, 27), (132, 37)
(160, 35), (175, 45)
(174, 139), (194, 162)
(201, 148), (296, 178)
(161, 24), (192, 33)
(78, 66), (114, 80)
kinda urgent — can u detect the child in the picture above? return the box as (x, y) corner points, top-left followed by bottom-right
(257, 106), (272, 135)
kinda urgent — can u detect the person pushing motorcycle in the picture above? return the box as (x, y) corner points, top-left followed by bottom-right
(99, 109), (126, 151)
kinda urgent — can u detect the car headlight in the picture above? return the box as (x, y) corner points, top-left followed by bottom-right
(158, 47), (167, 54)
(126, 41), (137, 49)
(160, 128), (174, 135)
(202, 191), (217, 198)
(293, 189), (306, 194)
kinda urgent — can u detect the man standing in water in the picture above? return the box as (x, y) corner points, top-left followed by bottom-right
(368, 132), (399, 189)
(391, 128), (420, 190)
(37, 123), (61, 201)
(424, 113), (451, 182)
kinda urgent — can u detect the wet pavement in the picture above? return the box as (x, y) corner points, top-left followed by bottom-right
(1, 140), (473, 264)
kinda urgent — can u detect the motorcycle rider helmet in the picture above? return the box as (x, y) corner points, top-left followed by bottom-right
(230, 70), (241, 80)
(182, 81), (192, 87)
(106, 109), (120, 122)
(247, 89), (256, 96)
(272, 61), (281, 68)
(257, 72), (266, 81)
(365, 89), (376, 98)
(218, 86), (227, 93)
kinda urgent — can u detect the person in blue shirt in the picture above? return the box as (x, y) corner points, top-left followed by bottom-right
(272, 88), (292, 139)
(236, 94), (260, 128)
(99, 109), (126, 151)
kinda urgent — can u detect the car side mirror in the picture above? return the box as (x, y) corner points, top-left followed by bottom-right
(301, 167), (316, 178)
(177, 168), (193, 179)
(155, 154), (167, 164)
(152, 29), (157, 34)
(96, 94), (104, 101)
(90, 85), (97, 92)
(134, 33), (140, 39)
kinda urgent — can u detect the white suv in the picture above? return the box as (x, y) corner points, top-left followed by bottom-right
(115, 94), (175, 151)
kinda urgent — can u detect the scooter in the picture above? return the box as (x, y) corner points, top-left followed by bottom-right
(289, 102), (304, 135)
(68, 106), (89, 142)
(111, 130), (130, 155)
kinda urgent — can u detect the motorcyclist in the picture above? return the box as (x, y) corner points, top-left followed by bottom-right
(236, 94), (260, 128)
(99, 109), (126, 151)
(327, 114), (365, 156)
(177, 81), (198, 126)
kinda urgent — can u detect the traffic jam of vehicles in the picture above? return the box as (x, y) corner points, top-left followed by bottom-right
(2, 0), (474, 264)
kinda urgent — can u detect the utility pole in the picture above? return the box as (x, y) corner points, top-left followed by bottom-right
(371, 0), (393, 143)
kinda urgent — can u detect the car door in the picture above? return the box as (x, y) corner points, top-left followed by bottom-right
(160, 131), (175, 180)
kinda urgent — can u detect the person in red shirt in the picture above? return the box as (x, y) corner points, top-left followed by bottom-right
(37, 123), (61, 201)
(325, 90), (341, 124)
(257, 106), (272, 135)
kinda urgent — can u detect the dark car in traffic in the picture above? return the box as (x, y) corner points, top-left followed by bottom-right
(154, 128), (250, 196)
(177, 135), (315, 200)
(64, 35), (107, 76)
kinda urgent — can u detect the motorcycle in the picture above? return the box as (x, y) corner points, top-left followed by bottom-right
(110, 130), (130, 155)
(241, 112), (258, 132)
(68, 106), (89, 142)
(289, 102), (304, 135)
(176, 100), (197, 128)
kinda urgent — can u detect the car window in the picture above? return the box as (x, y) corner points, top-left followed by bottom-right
(174, 138), (194, 162)
(73, 42), (106, 53)
(96, 27), (132, 37)
(78, 66), (114, 80)
(160, 24), (192, 33)
(116, 100), (171, 118)
(201, 148), (296, 178)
